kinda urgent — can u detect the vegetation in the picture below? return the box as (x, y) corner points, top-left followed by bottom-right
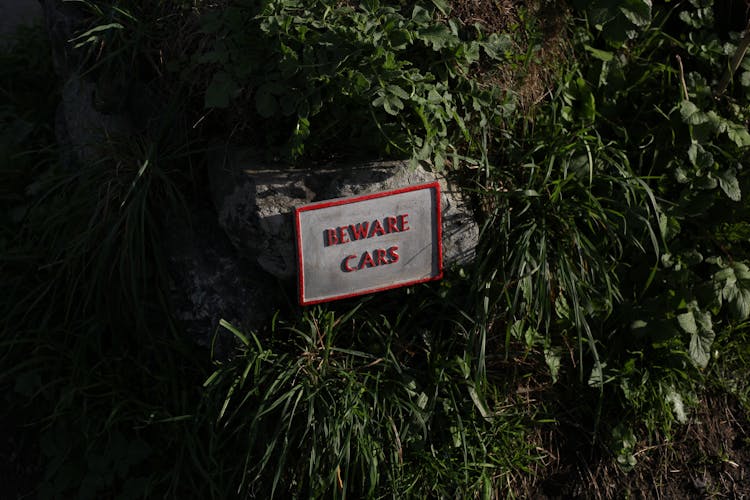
(1, 0), (749, 497)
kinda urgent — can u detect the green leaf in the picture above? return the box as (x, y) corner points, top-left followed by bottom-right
(577, 77), (596, 122)
(524, 325), (541, 348)
(726, 122), (750, 147)
(219, 318), (251, 347)
(679, 100), (708, 125)
(482, 33), (512, 60)
(705, 110), (726, 133)
(694, 173), (718, 190)
(687, 143), (714, 169)
(740, 71), (750, 87)
(682, 305), (714, 369)
(417, 24), (456, 50)
(665, 386), (687, 423)
(619, 0), (652, 28)
(544, 348), (561, 383)
(689, 327), (714, 369)
(584, 44), (614, 61)
(713, 262), (750, 320)
(588, 362), (607, 388)
(732, 287), (750, 320)
(467, 385), (492, 420)
(430, 0), (450, 15)
(373, 91), (404, 115)
(677, 311), (697, 334)
(386, 84), (409, 100)
(70, 22), (124, 48)
(205, 72), (238, 109)
(509, 320), (525, 340)
(717, 168), (741, 201)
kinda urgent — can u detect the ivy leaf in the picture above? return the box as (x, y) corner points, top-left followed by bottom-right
(740, 71), (750, 87)
(717, 168), (741, 201)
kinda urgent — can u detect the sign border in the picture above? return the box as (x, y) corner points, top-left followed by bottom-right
(294, 181), (443, 305)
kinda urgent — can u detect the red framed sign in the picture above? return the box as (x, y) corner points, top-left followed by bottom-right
(294, 182), (443, 305)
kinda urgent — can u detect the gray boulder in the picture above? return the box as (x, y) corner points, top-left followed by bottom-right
(164, 206), (274, 355)
(209, 149), (479, 280)
(57, 74), (132, 165)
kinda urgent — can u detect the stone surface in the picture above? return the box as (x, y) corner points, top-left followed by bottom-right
(41, 1), (136, 167)
(0, 0), (42, 47)
(209, 149), (479, 280)
(42, 0), (87, 75)
(56, 74), (133, 165)
(164, 205), (275, 355)
(39, 0), (244, 350)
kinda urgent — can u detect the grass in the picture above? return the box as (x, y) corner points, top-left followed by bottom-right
(2, 0), (750, 498)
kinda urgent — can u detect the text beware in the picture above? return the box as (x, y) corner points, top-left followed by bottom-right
(324, 214), (409, 246)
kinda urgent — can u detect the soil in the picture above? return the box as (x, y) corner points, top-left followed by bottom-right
(524, 392), (750, 499)
(0, 407), (41, 499)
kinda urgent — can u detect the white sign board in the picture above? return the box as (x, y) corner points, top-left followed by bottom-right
(294, 182), (443, 305)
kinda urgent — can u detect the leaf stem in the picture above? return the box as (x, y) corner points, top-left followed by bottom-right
(675, 54), (689, 101)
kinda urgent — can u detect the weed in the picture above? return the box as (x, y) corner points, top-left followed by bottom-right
(3, 0), (750, 497)
(204, 294), (541, 498)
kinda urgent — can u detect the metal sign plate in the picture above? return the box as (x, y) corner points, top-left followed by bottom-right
(294, 182), (443, 305)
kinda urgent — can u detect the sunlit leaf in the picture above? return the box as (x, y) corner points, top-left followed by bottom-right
(717, 168), (741, 201)
(679, 100), (708, 125)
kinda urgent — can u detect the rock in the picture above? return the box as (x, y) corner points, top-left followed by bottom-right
(209, 148), (479, 280)
(164, 205), (275, 356)
(40, 1), (134, 166)
(0, 0), (43, 47)
(57, 74), (132, 165)
(41, 0), (87, 76)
